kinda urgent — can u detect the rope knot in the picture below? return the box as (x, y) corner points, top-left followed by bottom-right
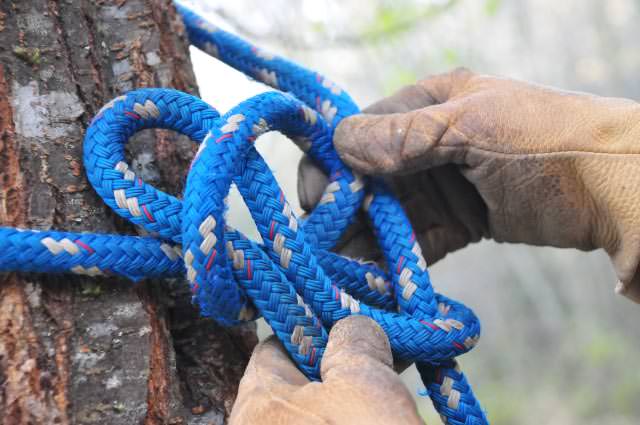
(0, 3), (489, 423)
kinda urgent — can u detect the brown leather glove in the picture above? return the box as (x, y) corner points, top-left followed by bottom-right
(298, 68), (640, 302)
(229, 316), (424, 425)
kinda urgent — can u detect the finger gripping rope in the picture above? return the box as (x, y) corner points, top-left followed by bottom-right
(0, 3), (489, 424)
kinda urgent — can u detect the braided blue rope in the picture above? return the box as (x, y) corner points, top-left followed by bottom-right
(0, 3), (488, 423)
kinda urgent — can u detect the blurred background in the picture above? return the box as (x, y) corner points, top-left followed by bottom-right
(184, 1), (640, 424)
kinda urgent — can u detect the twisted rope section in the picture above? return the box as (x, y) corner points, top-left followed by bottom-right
(0, 3), (489, 424)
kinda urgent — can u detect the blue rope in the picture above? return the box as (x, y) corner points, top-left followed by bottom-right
(0, 3), (488, 423)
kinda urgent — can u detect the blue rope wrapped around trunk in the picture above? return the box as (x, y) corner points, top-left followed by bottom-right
(0, 3), (489, 424)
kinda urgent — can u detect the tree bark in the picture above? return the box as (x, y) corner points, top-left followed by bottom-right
(0, 1), (257, 424)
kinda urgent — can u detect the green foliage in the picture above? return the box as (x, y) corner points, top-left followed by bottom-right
(484, 0), (502, 16)
(584, 330), (628, 367)
(612, 373), (640, 416)
(383, 67), (419, 96)
(579, 330), (640, 418)
(574, 385), (601, 418)
(362, 0), (461, 42)
(442, 48), (460, 66)
(365, 6), (410, 39)
(310, 21), (325, 35)
(476, 383), (523, 425)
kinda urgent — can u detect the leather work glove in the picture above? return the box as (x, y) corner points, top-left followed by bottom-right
(299, 68), (640, 302)
(229, 316), (424, 425)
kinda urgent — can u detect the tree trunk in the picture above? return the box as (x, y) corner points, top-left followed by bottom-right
(0, 1), (257, 424)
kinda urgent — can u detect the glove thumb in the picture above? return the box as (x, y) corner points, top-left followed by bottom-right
(334, 102), (466, 175)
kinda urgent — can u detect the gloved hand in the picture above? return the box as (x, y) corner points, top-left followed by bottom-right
(229, 316), (424, 425)
(298, 68), (640, 302)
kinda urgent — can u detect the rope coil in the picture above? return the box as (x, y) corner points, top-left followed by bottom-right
(0, 3), (488, 424)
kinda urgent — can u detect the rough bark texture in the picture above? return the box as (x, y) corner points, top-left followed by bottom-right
(0, 1), (258, 424)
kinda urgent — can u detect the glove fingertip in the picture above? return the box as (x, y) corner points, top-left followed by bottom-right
(297, 155), (328, 211)
(321, 316), (393, 377)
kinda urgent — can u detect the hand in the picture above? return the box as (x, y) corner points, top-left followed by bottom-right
(229, 316), (424, 425)
(298, 68), (640, 301)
